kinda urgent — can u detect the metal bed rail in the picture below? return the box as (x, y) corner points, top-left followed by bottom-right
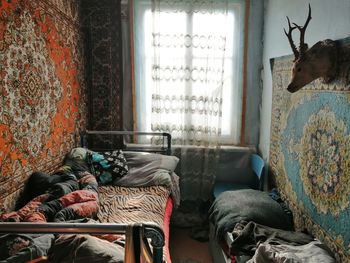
(81, 130), (172, 155)
(0, 222), (164, 263)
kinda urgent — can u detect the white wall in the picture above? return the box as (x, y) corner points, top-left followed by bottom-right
(260, 0), (350, 163)
(245, 0), (264, 146)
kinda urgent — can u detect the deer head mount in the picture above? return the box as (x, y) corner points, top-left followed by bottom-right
(284, 4), (339, 93)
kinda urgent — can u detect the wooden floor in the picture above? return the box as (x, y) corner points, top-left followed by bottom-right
(169, 227), (213, 263)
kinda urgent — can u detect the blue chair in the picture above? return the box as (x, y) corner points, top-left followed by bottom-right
(213, 153), (265, 198)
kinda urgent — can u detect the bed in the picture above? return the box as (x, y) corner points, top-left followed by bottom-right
(0, 130), (178, 263)
(208, 189), (336, 263)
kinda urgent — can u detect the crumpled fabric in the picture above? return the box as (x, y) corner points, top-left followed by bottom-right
(0, 234), (54, 262)
(48, 234), (124, 263)
(77, 171), (99, 193)
(1, 172), (98, 223)
(48, 175), (79, 200)
(0, 194), (50, 222)
(230, 221), (314, 257)
(69, 147), (90, 160)
(246, 240), (335, 263)
(16, 171), (79, 210)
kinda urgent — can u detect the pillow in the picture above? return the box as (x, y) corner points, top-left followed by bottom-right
(113, 152), (179, 187)
(88, 150), (129, 185)
(209, 189), (294, 240)
(124, 151), (179, 173)
(102, 150), (129, 177)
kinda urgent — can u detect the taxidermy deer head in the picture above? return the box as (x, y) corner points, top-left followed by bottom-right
(284, 4), (339, 93)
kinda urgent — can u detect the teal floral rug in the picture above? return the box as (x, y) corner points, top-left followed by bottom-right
(269, 47), (350, 262)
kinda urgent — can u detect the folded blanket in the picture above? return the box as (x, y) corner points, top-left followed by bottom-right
(209, 189), (294, 240)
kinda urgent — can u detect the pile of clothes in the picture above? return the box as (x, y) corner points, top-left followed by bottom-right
(0, 148), (130, 262)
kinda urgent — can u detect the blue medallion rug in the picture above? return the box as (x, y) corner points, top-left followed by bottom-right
(269, 38), (350, 262)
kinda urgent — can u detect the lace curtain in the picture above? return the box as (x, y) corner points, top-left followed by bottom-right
(133, 0), (244, 202)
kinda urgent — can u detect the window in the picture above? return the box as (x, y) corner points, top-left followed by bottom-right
(133, 0), (245, 145)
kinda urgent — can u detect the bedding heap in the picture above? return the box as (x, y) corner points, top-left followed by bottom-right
(230, 221), (335, 263)
(0, 170), (99, 223)
(0, 147), (180, 262)
(209, 189), (336, 263)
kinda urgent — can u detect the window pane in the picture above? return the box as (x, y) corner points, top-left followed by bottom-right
(134, 1), (244, 145)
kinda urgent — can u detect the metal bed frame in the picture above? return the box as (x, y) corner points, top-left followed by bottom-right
(0, 222), (164, 262)
(0, 130), (173, 263)
(81, 130), (172, 155)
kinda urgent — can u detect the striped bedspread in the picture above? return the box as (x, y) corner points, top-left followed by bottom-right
(97, 185), (170, 228)
(97, 185), (172, 262)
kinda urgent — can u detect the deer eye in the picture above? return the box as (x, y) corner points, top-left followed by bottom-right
(297, 67), (302, 72)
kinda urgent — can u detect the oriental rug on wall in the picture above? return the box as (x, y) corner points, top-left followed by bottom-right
(269, 39), (350, 263)
(0, 0), (86, 211)
(81, 0), (123, 131)
(81, 0), (123, 149)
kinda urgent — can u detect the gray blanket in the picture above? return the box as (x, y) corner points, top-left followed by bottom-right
(231, 221), (335, 263)
(230, 221), (314, 256)
(209, 189), (294, 240)
(0, 234), (55, 263)
(247, 240), (336, 263)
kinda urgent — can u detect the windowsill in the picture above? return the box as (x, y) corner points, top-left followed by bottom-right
(219, 144), (256, 152)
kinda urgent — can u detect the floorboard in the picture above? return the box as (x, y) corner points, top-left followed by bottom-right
(169, 227), (212, 263)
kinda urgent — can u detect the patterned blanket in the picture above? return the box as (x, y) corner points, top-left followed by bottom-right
(0, 171), (98, 223)
(97, 185), (171, 262)
(97, 185), (170, 228)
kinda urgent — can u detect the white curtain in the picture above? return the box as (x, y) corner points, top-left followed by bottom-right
(133, 0), (244, 201)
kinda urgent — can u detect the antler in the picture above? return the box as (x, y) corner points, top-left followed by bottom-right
(293, 4), (312, 57)
(284, 16), (299, 60)
(284, 4), (312, 60)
